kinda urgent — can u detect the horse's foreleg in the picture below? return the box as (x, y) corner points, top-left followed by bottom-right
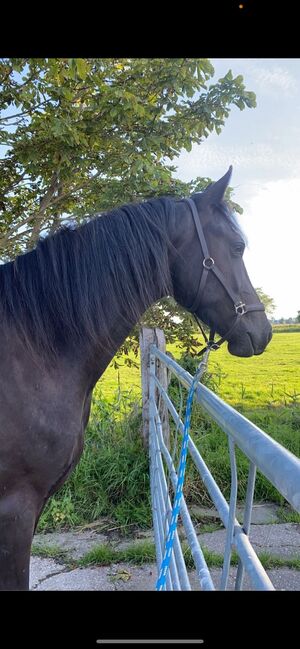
(0, 488), (38, 591)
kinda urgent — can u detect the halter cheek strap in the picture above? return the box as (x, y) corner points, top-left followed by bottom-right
(184, 198), (265, 356)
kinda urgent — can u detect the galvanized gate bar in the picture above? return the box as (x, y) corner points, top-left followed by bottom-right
(152, 398), (215, 591)
(235, 462), (257, 590)
(152, 413), (192, 591)
(154, 455), (188, 590)
(220, 438), (238, 590)
(151, 346), (300, 513)
(149, 368), (191, 590)
(150, 420), (178, 590)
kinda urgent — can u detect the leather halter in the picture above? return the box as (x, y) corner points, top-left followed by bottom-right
(184, 198), (265, 356)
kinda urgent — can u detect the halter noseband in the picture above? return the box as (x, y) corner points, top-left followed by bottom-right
(184, 198), (265, 356)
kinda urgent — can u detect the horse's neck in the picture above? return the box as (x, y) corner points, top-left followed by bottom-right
(72, 205), (176, 387)
(85, 296), (163, 385)
(83, 272), (169, 387)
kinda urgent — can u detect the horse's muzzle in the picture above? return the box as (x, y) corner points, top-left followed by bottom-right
(227, 322), (272, 358)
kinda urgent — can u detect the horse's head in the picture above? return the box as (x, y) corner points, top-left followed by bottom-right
(170, 167), (272, 357)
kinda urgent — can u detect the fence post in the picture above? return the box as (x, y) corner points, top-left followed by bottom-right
(139, 327), (170, 449)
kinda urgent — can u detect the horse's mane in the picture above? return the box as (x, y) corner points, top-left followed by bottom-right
(0, 198), (174, 359)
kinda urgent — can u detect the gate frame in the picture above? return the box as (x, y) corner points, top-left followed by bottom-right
(140, 327), (300, 591)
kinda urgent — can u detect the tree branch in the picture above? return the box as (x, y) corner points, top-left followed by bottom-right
(26, 170), (60, 248)
(0, 100), (50, 123)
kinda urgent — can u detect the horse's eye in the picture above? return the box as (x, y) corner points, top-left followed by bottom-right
(232, 243), (245, 256)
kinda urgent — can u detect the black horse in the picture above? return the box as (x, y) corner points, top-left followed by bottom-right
(0, 167), (272, 590)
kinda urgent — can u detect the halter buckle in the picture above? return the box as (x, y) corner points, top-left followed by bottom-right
(235, 302), (246, 315)
(203, 257), (214, 269)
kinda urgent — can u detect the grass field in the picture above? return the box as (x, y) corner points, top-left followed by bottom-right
(96, 331), (300, 409)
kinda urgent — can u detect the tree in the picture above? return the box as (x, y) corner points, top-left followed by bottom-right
(0, 58), (255, 258)
(255, 288), (276, 317)
(297, 311), (300, 323)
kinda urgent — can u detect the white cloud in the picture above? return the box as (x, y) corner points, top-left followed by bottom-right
(175, 141), (300, 182)
(248, 64), (298, 94)
(242, 178), (300, 319)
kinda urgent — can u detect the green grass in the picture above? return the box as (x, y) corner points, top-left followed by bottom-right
(78, 540), (156, 567)
(97, 332), (300, 409)
(38, 394), (151, 532)
(121, 540), (157, 564)
(31, 538), (300, 574)
(193, 522), (223, 534)
(277, 508), (300, 524)
(77, 541), (300, 572)
(255, 552), (300, 571)
(180, 545), (300, 572)
(167, 331), (300, 409)
(31, 543), (68, 560)
(78, 544), (117, 566)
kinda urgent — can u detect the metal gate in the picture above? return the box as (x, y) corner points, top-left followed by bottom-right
(144, 333), (300, 591)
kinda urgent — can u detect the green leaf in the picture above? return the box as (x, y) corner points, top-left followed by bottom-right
(76, 59), (89, 81)
(235, 99), (245, 111)
(235, 74), (244, 85)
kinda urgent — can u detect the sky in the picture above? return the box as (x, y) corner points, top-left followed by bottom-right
(174, 59), (300, 320)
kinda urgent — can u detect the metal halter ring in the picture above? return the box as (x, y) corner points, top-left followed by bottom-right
(203, 257), (215, 269)
(235, 302), (246, 315)
(208, 341), (220, 351)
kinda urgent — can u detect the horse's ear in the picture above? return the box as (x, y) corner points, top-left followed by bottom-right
(202, 166), (233, 205)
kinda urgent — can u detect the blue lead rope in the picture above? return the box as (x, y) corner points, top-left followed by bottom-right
(156, 352), (210, 591)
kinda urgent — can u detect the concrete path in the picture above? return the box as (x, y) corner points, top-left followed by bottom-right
(30, 504), (300, 591)
(30, 555), (300, 591)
